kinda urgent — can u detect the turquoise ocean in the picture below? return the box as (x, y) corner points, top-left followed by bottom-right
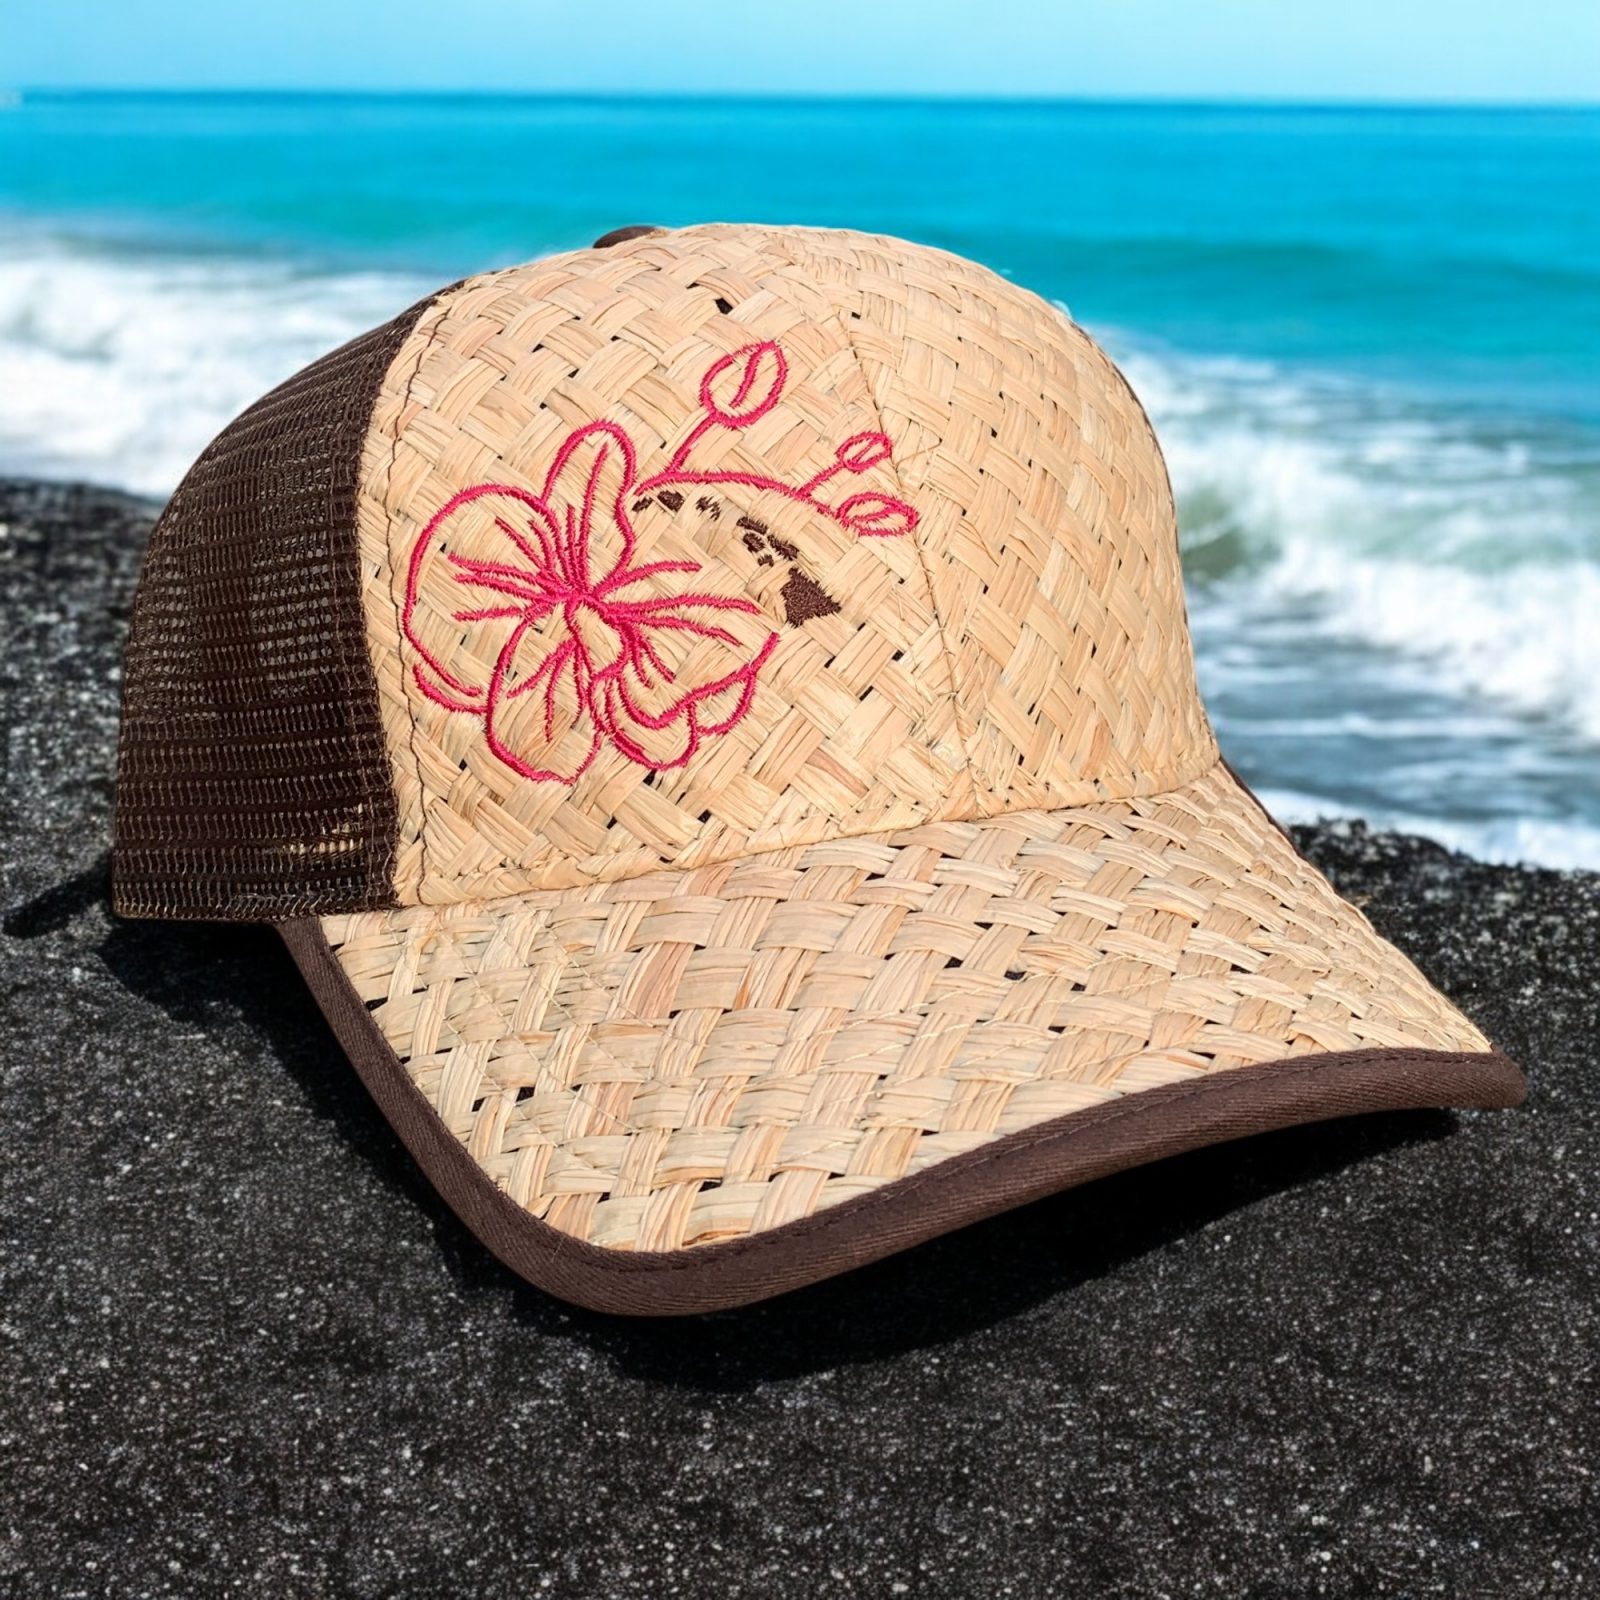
(2, 93), (1596, 865)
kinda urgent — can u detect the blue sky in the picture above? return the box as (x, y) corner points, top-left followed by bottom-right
(3, 0), (1597, 102)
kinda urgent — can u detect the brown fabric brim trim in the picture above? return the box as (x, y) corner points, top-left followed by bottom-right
(277, 919), (1525, 1317)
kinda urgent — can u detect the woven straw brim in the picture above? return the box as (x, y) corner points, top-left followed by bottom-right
(292, 760), (1521, 1313)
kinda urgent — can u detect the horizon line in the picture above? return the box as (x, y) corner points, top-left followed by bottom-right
(7, 86), (1600, 112)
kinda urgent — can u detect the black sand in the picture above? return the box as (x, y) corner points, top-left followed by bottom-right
(3, 479), (1596, 1598)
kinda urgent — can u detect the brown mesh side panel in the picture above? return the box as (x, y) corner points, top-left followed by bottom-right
(112, 293), (441, 920)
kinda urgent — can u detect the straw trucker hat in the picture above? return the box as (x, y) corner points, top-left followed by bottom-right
(113, 224), (1523, 1314)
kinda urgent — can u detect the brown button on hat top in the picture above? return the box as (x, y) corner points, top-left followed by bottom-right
(112, 225), (1524, 1314)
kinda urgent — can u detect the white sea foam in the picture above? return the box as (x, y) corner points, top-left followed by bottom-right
(0, 238), (427, 496)
(1253, 786), (1600, 873)
(1117, 341), (1600, 748)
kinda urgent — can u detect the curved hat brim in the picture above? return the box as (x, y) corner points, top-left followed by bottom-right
(281, 760), (1523, 1315)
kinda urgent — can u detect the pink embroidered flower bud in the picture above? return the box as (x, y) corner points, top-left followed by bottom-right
(835, 431), (894, 472)
(837, 491), (918, 537)
(700, 341), (787, 428)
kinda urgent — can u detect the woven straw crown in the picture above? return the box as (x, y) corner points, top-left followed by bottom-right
(370, 224), (1219, 909)
(112, 224), (1518, 1313)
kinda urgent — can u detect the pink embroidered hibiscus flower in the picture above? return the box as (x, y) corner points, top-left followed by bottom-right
(403, 422), (777, 784)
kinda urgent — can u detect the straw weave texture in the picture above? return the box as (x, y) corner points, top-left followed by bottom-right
(322, 764), (1489, 1254)
(354, 226), (1217, 908)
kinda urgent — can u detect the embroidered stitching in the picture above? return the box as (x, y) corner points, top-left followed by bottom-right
(402, 341), (917, 784)
(633, 342), (918, 537)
